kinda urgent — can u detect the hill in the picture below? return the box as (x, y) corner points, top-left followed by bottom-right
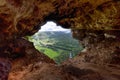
(27, 31), (83, 64)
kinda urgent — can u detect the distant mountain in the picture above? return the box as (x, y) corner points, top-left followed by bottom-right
(27, 31), (83, 64)
(34, 31), (71, 39)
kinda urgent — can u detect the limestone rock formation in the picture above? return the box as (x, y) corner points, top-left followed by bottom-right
(0, 0), (120, 80)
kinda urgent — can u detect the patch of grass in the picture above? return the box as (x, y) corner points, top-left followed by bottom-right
(35, 45), (60, 58)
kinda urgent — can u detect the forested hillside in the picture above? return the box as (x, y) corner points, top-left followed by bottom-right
(27, 31), (83, 64)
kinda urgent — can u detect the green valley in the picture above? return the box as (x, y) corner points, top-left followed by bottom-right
(27, 31), (83, 64)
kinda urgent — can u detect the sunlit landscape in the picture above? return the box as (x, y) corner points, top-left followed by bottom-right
(27, 22), (83, 63)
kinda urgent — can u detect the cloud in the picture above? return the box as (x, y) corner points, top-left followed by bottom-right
(39, 21), (71, 32)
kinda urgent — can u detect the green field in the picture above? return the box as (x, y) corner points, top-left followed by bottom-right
(35, 45), (60, 58)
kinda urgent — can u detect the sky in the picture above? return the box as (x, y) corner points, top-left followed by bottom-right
(39, 21), (71, 32)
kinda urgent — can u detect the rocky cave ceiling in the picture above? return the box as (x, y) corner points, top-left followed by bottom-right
(0, 0), (120, 43)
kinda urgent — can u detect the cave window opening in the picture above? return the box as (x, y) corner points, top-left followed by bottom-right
(27, 21), (83, 64)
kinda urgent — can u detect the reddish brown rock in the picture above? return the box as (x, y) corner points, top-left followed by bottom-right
(8, 38), (55, 71)
(0, 58), (11, 80)
(8, 62), (120, 80)
(0, 0), (120, 80)
(0, 0), (120, 43)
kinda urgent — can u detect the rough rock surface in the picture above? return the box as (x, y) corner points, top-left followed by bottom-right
(0, 0), (120, 80)
(9, 62), (120, 80)
(0, 58), (11, 80)
(0, 0), (120, 43)
(9, 38), (55, 70)
(73, 30), (120, 65)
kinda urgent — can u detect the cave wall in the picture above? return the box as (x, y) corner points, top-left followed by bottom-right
(0, 0), (120, 41)
(0, 0), (120, 43)
(72, 30), (120, 65)
(0, 0), (120, 80)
